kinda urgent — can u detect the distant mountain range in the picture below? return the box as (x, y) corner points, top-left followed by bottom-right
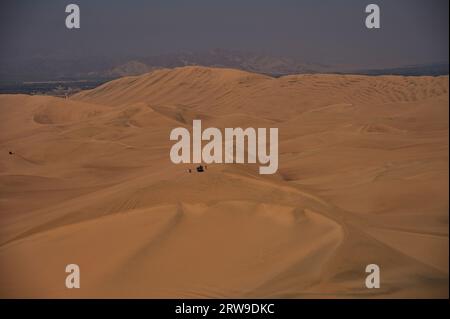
(0, 49), (448, 82)
(355, 63), (450, 76)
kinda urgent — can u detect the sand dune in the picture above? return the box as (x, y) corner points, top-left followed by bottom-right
(0, 66), (448, 298)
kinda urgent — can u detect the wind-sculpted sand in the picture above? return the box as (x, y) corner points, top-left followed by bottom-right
(0, 67), (448, 298)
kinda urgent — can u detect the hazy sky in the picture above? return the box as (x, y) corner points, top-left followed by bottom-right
(0, 0), (448, 68)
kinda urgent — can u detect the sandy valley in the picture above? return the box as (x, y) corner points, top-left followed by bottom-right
(0, 66), (448, 298)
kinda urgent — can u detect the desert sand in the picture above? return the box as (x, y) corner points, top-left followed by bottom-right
(0, 66), (448, 298)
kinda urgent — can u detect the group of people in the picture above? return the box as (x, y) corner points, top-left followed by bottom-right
(188, 165), (207, 173)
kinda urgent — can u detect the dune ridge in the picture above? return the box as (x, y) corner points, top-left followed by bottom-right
(0, 66), (448, 298)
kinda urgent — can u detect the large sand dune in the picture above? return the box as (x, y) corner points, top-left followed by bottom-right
(0, 66), (448, 298)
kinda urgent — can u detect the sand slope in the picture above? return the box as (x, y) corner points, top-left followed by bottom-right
(0, 67), (448, 298)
